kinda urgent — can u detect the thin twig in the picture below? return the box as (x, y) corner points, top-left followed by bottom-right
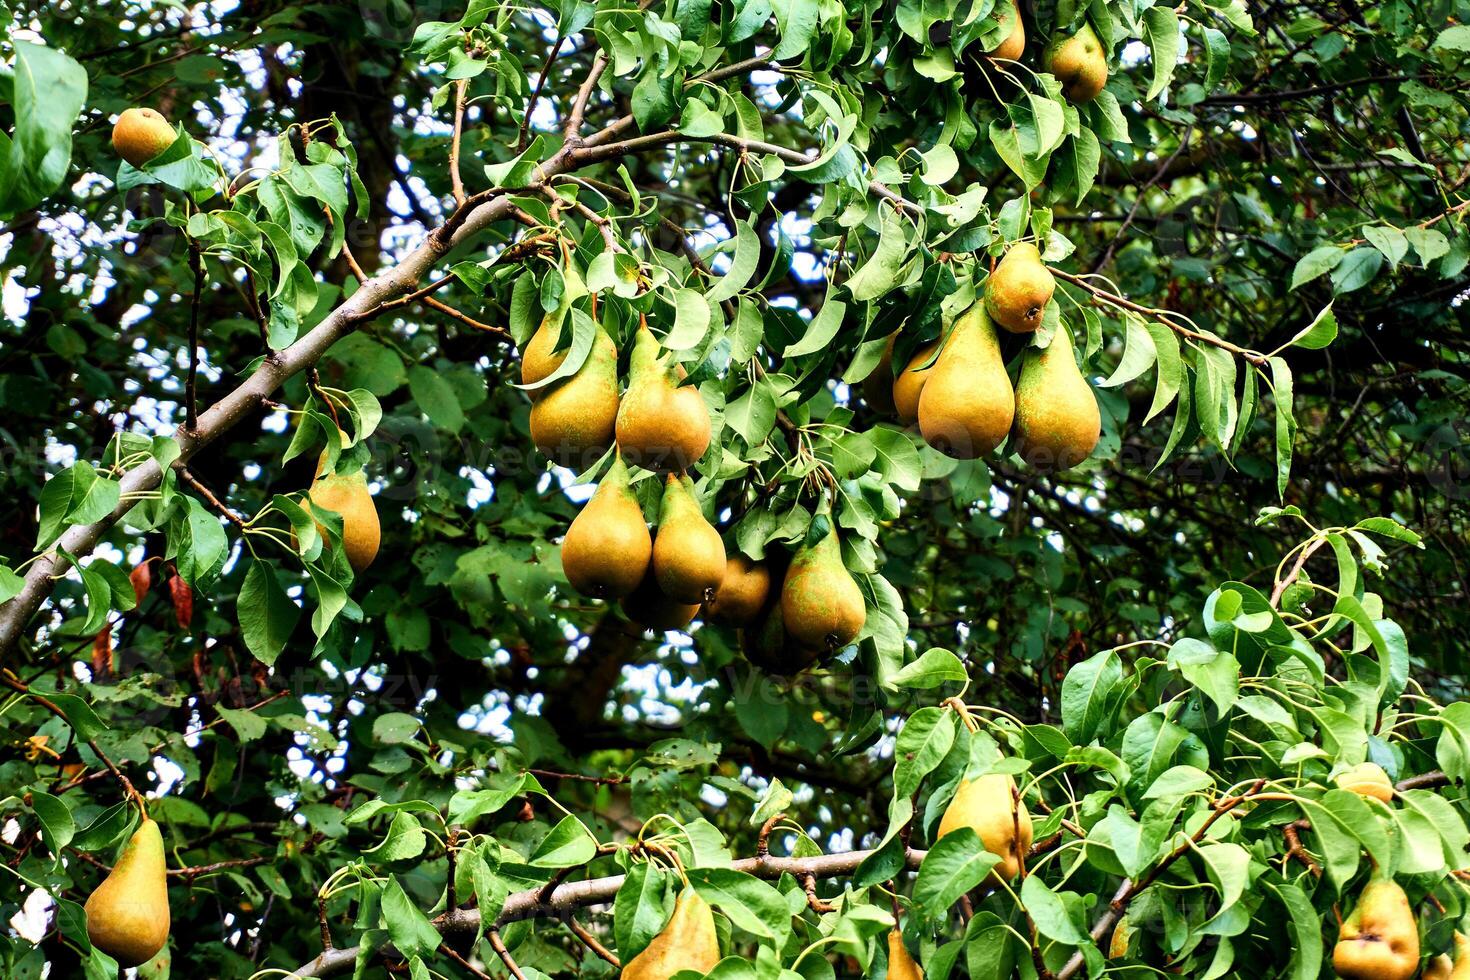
(488, 930), (529, 980)
(567, 917), (620, 967)
(185, 243), (205, 430)
(440, 942), (495, 980)
(519, 35), (566, 150)
(178, 467), (248, 528)
(450, 78), (470, 206)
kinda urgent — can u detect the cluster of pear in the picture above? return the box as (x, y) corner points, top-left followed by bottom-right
(537, 318), (865, 666)
(981, 5), (1110, 105)
(1328, 762), (1469, 980)
(84, 816), (171, 967)
(870, 245), (1100, 472)
(524, 320), (710, 471)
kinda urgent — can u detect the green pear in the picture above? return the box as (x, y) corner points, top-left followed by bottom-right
(561, 454), (652, 598)
(888, 929), (925, 980)
(1332, 877), (1420, 980)
(616, 324), (711, 472)
(917, 303), (1014, 459)
(937, 773), (1033, 884)
(1011, 326), (1100, 472)
(85, 816), (170, 967)
(653, 475), (726, 603)
(621, 888), (720, 979)
(781, 521), (865, 650)
(986, 243), (1055, 334)
(1044, 23), (1108, 103)
(530, 323), (620, 467)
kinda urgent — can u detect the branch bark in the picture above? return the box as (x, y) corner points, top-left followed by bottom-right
(293, 847), (927, 977)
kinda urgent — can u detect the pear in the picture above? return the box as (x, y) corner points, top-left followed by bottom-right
(309, 436), (380, 572)
(988, 0), (1025, 61)
(887, 930), (924, 980)
(781, 522), (865, 650)
(621, 566), (700, 632)
(986, 243), (1055, 334)
(1332, 877), (1420, 980)
(862, 335), (898, 414)
(561, 454), (651, 599)
(741, 597), (821, 676)
(616, 324), (711, 472)
(893, 341), (940, 426)
(530, 323), (620, 468)
(1425, 954), (1454, 980)
(1044, 23), (1108, 103)
(521, 315), (566, 394)
(937, 773), (1033, 883)
(705, 555), (771, 625)
(917, 304), (1014, 460)
(1335, 763), (1395, 804)
(112, 108), (176, 167)
(653, 475), (726, 603)
(1011, 325), (1100, 472)
(621, 887), (720, 979)
(85, 816), (170, 967)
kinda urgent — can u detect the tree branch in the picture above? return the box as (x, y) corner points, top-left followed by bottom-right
(292, 847), (927, 977)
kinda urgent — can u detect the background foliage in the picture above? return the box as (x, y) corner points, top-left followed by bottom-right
(2, 0), (1470, 977)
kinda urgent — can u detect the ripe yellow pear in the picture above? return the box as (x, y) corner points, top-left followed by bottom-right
(986, 243), (1055, 334)
(616, 324), (711, 472)
(781, 522), (865, 650)
(1332, 877), (1420, 980)
(1425, 953), (1454, 980)
(621, 566), (700, 631)
(621, 888), (720, 979)
(653, 475), (726, 603)
(112, 108), (176, 167)
(529, 323), (620, 467)
(561, 454), (651, 599)
(988, 1), (1025, 61)
(309, 436), (380, 572)
(893, 341), (939, 426)
(85, 816), (170, 967)
(705, 555), (771, 625)
(888, 930), (924, 980)
(521, 315), (566, 394)
(1044, 23), (1108, 103)
(937, 773), (1033, 883)
(1011, 326), (1100, 472)
(1335, 763), (1395, 804)
(1440, 933), (1470, 979)
(917, 303), (1014, 459)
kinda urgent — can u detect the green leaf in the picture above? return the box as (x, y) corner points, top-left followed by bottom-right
(408, 364), (466, 432)
(890, 649), (968, 690)
(529, 815), (598, 867)
(380, 877), (441, 959)
(30, 791), (75, 856)
(686, 868), (790, 946)
(1099, 314), (1157, 388)
(1143, 8), (1181, 100)
(238, 560), (300, 667)
(1290, 246), (1344, 290)
(846, 205), (910, 302)
(1, 42), (88, 219)
(783, 297), (847, 358)
(1284, 304), (1337, 351)
(912, 829), (1000, 923)
(706, 221), (760, 303)
(1269, 356), (1296, 498)
(1061, 650), (1124, 745)
(1330, 246), (1383, 293)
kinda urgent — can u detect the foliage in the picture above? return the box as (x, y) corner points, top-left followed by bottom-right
(0, 0), (1468, 977)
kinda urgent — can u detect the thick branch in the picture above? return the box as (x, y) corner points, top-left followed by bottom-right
(293, 847), (927, 977)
